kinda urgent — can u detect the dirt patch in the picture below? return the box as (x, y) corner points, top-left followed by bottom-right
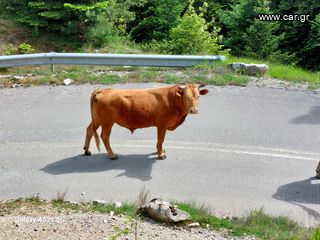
(0, 199), (259, 240)
(0, 213), (258, 240)
(0, 18), (31, 54)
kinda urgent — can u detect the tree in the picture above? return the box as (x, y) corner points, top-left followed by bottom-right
(271, 0), (320, 70)
(169, 3), (227, 55)
(192, 0), (236, 34)
(85, 0), (146, 46)
(8, 0), (108, 39)
(301, 14), (320, 71)
(244, 19), (281, 59)
(129, 0), (187, 42)
(219, 0), (282, 59)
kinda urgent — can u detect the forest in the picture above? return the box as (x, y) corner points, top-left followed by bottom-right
(0, 0), (319, 71)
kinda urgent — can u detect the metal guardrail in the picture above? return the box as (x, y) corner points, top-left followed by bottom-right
(0, 53), (225, 68)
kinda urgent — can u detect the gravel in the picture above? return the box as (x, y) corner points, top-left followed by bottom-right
(0, 213), (259, 240)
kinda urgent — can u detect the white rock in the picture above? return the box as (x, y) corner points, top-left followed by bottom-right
(109, 211), (114, 219)
(93, 200), (106, 205)
(187, 222), (200, 228)
(228, 62), (269, 76)
(222, 214), (231, 220)
(63, 78), (74, 85)
(13, 75), (24, 80)
(113, 201), (122, 208)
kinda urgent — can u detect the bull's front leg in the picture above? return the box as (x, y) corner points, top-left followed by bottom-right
(156, 127), (167, 160)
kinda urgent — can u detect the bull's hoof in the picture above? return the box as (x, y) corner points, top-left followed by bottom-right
(84, 150), (91, 156)
(110, 155), (118, 160)
(158, 154), (166, 160)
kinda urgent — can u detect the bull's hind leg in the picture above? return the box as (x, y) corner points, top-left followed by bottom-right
(101, 124), (118, 160)
(83, 122), (99, 156)
(156, 127), (167, 160)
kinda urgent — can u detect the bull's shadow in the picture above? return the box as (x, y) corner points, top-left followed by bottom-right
(272, 177), (320, 219)
(40, 153), (158, 181)
(291, 105), (320, 125)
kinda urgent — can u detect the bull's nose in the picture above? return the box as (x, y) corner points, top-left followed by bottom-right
(190, 109), (198, 114)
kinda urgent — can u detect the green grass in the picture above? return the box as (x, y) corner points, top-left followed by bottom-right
(164, 73), (181, 83)
(208, 73), (249, 86)
(177, 203), (313, 240)
(99, 74), (123, 84)
(226, 56), (320, 85)
(177, 202), (233, 229)
(91, 203), (136, 216)
(137, 70), (159, 82)
(233, 209), (311, 240)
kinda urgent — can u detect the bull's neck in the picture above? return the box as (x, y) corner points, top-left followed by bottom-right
(170, 86), (189, 116)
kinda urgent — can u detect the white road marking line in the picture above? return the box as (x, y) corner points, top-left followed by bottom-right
(3, 141), (320, 161)
(112, 144), (320, 162)
(131, 139), (320, 157)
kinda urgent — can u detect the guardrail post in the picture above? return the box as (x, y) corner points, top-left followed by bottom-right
(50, 52), (56, 73)
(51, 64), (55, 74)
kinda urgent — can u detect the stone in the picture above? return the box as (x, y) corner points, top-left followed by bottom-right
(13, 75), (24, 80)
(228, 62), (269, 76)
(63, 78), (74, 85)
(113, 201), (122, 208)
(10, 83), (22, 88)
(187, 222), (201, 228)
(137, 198), (192, 223)
(109, 211), (114, 219)
(93, 200), (106, 205)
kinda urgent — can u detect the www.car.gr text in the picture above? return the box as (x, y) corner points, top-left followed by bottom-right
(258, 14), (310, 22)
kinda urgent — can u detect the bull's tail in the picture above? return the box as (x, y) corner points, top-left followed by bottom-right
(90, 90), (101, 152)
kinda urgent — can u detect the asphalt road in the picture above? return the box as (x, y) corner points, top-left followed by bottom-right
(1, 83), (320, 226)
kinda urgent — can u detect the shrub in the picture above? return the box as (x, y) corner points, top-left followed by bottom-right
(310, 227), (320, 240)
(168, 3), (227, 55)
(18, 43), (34, 54)
(4, 43), (34, 55)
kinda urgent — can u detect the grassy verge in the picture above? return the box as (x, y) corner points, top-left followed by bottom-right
(177, 202), (313, 240)
(0, 196), (317, 240)
(225, 56), (320, 88)
(0, 64), (249, 88)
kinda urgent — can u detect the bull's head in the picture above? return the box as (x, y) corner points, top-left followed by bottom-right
(176, 84), (209, 114)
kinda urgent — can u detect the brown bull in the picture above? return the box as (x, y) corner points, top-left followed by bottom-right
(83, 84), (209, 159)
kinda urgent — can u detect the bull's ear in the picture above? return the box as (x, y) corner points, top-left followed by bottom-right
(176, 85), (186, 97)
(199, 89), (209, 95)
